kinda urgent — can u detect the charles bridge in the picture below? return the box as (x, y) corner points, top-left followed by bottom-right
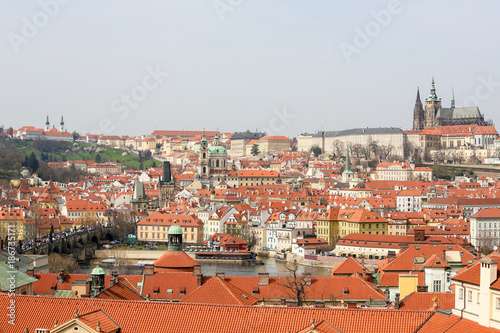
(22, 226), (120, 263)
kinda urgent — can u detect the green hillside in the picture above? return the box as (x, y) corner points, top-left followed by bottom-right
(0, 137), (158, 184)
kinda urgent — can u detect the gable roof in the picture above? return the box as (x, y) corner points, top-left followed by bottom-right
(181, 276), (258, 306)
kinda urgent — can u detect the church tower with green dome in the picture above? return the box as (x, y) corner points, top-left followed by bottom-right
(168, 222), (183, 251)
(91, 264), (105, 297)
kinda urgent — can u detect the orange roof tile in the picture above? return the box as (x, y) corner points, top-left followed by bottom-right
(181, 276), (258, 306)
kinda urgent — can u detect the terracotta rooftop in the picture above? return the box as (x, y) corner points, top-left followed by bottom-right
(0, 294), (433, 333)
(181, 276), (258, 306)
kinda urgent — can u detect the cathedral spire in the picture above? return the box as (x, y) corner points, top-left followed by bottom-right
(412, 87), (425, 130)
(426, 76), (440, 102)
(451, 86), (455, 110)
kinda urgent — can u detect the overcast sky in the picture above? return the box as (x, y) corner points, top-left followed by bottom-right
(1, 1), (500, 137)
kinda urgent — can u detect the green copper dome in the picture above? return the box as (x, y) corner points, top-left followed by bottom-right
(91, 264), (105, 276)
(168, 223), (183, 235)
(208, 145), (227, 154)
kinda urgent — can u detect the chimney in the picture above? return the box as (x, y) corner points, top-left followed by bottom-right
(281, 298), (286, 306)
(387, 251), (396, 262)
(110, 270), (118, 287)
(414, 229), (425, 242)
(384, 287), (390, 303)
(476, 251), (482, 261)
(197, 274), (202, 287)
(26, 269), (35, 277)
(193, 265), (201, 276)
(417, 285), (428, 292)
(57, 270), (65, 283)
(144, 264), (154, 276)
(303, 272), (312, 286)
(258, 273), (269, 286)
(216, 272), (225, 280)
(395, 293), (400, 310)
(442, 250), (446, 262)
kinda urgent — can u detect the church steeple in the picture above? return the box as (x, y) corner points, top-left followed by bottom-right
(45, 115), (50, 131)
(451, 87), (455, 110)
(413, 87), (425, 130)
(200, 129), (208, 148)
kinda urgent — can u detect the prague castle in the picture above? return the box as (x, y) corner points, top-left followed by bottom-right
(412, 78), (489, 130)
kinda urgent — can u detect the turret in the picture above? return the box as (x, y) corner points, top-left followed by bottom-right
(91, 264), (105, 297)
(168, 222), (183, 251)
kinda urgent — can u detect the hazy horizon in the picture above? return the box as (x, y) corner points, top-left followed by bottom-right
(2, 1), (500, 137)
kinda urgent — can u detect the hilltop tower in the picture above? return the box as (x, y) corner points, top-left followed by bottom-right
(45, 115), (50, 131)
(412, 87), (425, 130)
(59, 115), (65, 132)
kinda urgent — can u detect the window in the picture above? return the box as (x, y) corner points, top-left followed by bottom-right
(433, 280), (442, 292)
(468, 290), (473, 302)
(497, 298), (500, 309)
(446, 272), (451, 284)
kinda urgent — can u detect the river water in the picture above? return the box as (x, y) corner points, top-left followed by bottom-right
(200, 257), (332, 277)
(83, 257), (332, 277)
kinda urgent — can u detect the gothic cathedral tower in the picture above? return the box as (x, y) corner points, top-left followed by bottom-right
(424, 77), (441, 128)
(412, 87), (425, 130)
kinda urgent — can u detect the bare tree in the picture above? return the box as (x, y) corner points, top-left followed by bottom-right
(48, 253), (79, 273)
(277, 263), (310, 306)
(331, 140), (344, 158)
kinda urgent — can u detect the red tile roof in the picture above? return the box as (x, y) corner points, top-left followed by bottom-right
(0, 294), (433, 333)
(398, 292), (455, 310)
(418, 312), (500, 333)
(181, 276), (258, 306)
(153, 251), (200, 271)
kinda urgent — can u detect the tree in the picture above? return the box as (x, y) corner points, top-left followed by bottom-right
(251, 144), (260, 156)
(144, 149), (153, 160)
(27, 152), (39, 173)
(403, 141), (415, 160)
(48, 253), (79, 273)
(277, 263), (310, 306)
(72, 131), (80, 141)
(331, 140), (344, 158)
(95, 153), (102, 163)
(310, 145), (322, 157)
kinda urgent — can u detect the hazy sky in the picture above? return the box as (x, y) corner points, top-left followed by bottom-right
(1, 1), (500, 137)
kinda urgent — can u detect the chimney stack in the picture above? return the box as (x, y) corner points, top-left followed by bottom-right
(387, 251), (396, 262)
(258, 273), (269, 286)
(144, 264), (154, 276)
(395, 293), (400, 310)
(216, 272), (225, 280)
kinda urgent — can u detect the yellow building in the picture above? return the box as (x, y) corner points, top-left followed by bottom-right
(137, 211), (204, 244)
(256, 136), (291, 154)
(316, 207), (340, 247)
(0, 207), (35, 241)
(337, 208), (388, 238)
